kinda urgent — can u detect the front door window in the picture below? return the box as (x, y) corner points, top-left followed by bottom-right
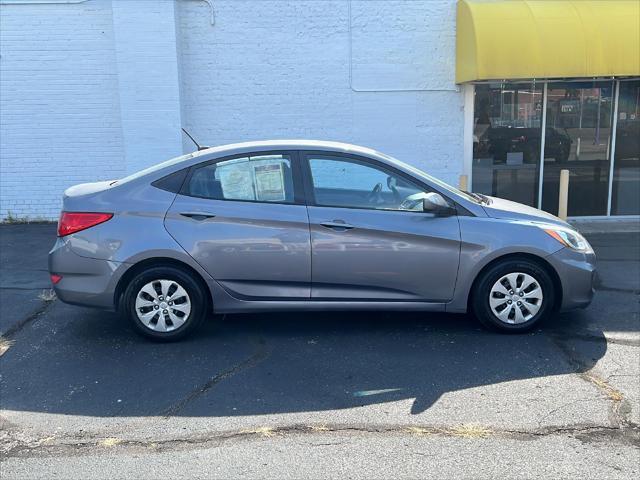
(308, 155), (431, 212)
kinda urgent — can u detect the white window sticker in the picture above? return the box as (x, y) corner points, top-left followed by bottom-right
(217, 160), (255, 200)
(254, 162), (285, 201)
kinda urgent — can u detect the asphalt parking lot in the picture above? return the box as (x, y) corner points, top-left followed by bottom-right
(1, 223), (639, 479)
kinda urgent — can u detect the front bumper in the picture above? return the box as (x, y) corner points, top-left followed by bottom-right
(48, 237), (129, 310)
(546, 247), (596, 311)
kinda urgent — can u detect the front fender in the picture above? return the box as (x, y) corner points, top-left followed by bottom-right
(447, 217), (563, 313)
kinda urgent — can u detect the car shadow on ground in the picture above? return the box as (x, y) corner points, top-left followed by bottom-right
(1, 306), (607, 418)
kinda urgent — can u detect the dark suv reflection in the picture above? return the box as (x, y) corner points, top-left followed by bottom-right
(475, 126), (571, 163)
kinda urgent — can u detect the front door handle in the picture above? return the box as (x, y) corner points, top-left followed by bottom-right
(180, 212), (216, 221)
(320, 220), (355, 230)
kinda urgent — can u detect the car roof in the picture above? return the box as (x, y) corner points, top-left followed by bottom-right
(195, 139), (390, 160)
(116, 139), (399, 188)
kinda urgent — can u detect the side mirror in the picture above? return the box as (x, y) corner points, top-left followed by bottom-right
(423, 192), (456, 216)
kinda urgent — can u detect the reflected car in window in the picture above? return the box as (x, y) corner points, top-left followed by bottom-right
(474, 127), (571, 164)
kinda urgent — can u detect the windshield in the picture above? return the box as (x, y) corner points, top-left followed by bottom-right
(115, 152), (197, 185)
(377, 152), (481, 204)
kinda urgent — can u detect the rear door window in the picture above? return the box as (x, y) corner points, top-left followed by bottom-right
(184, 154), (296, 204)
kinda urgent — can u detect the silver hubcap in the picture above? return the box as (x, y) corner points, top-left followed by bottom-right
(489, 272), (543, 324)
(135, 279), (191, 332)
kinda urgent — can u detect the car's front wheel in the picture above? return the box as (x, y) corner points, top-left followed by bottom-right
(471, 259), (555, 332)
(122, 266), (207, 341)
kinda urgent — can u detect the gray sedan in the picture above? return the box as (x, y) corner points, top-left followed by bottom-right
(49, 141), (595, 340)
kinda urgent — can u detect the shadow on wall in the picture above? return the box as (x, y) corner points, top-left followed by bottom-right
(1, 308), (607, 418)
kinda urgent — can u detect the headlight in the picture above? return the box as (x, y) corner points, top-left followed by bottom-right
(542, 226), (593, 252)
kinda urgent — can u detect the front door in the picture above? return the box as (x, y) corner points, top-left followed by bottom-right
(164, 152), (311, 299)
(302, 153), (461, 302)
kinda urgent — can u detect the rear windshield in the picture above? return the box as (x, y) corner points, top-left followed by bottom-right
(114, 152), (197, 185)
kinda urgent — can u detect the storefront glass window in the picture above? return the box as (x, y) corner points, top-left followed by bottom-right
(541, 81), (614, 216)
(611, 80), (640, 215)
(472, 82), (543, 207)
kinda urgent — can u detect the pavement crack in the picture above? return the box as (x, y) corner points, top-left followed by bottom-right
(159, 338), (270, 417)
(3, 423), (638, 458)
(1, 298), (55, 338)
(548, 332), (633, 429)
(536, 399), (599, 428)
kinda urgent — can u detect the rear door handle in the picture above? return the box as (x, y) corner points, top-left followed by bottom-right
(320, 220), (355, 230)
(180, 212), (216, 221)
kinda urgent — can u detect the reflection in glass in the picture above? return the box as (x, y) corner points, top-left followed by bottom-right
(308, 156), (427, 211)
(611, 80), (640, 215)
(541, 81), (614, 216)
(186, 155), (295, 203)
(472, 82), (543, 207)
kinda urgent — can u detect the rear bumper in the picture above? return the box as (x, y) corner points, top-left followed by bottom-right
(48, 237), (129, 310)
(546, 247), (596, 311)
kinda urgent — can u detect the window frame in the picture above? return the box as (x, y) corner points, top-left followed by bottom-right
(299, 150), (462, 214)
(179, 150), (306, 206)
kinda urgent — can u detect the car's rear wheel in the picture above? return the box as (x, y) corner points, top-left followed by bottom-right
(471, 259), (555, 333)
(122, 266), (207, 341)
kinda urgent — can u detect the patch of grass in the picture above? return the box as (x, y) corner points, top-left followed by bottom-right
(242, 427), (278, 438)
(38, 289), (56, 302)
(607, 390), (625, 402)
(1, 212), (54, 224)
(2, 211), (20, 224)
(405, 426), (434, 437)
(443, 424), (493, 439)
(100, 438), (123, 447)
(38, 436), (56, 445)
(0, 337), (15, 356)
(308, 424), (330, 432)
(586, 373), (624, 402)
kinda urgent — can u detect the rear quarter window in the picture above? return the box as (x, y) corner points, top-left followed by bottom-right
(151, 168), (189, 193)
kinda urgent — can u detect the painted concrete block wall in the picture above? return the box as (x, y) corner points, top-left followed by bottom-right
(1, 0), (464, 219)
(111, 0), (183, 174)
(178, 0), (463, 185)
(0, 0), (186, 219)
(0, 0), (124, 220)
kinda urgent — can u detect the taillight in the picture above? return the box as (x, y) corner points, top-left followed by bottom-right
(57, 212), (113, 237)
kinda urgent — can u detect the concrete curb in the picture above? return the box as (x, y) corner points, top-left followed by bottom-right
(569, 219), (640, 234)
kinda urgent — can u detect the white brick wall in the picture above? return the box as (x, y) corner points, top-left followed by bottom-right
(0, 0), (464, 220)
(0, 0), (124, 220)
(178, 0), (463, 184)
(111, 0), (184, 174)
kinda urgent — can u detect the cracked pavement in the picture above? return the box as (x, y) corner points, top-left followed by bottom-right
(0, 224), (638, 479)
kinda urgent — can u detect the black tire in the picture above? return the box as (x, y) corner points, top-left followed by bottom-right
(471, 258), (555, 333)
(121, 265), (208, 341)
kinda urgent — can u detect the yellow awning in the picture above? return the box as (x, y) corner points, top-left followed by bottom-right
(456, 0), (640, 83)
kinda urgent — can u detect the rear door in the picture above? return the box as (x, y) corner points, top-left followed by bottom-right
(164, 151), (311, 299)
(301, 152), (461, 302)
